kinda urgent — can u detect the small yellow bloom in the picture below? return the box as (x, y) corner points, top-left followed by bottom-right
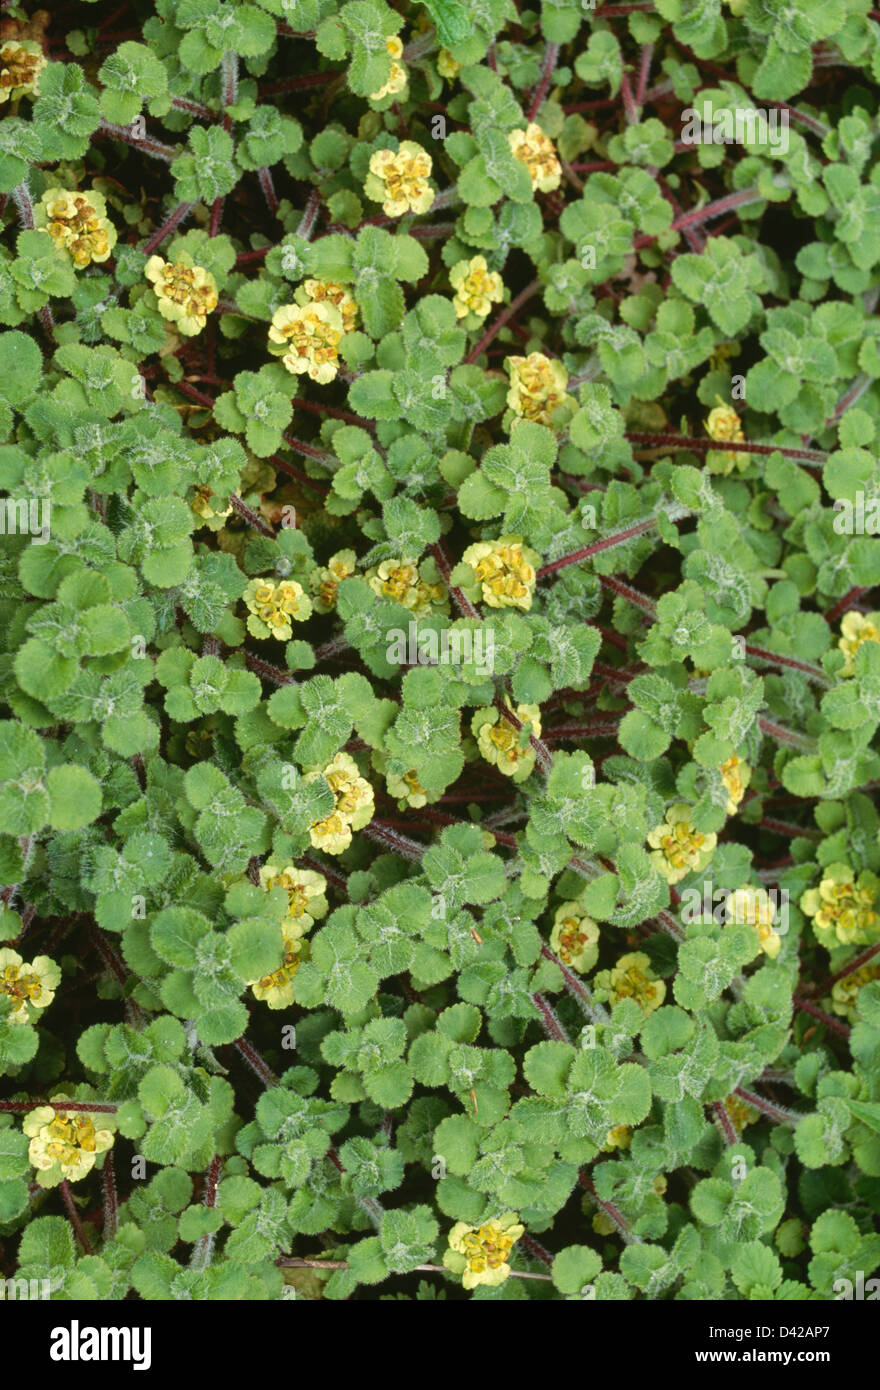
(705, 397), (750, 473)
(365, 558), (446, 615)
(311, 549), (357, 613)
(838, 611), (880, 677)
(472, 700), (541, 782)
(249, 923), (309, 1010)
(726, 885), (782, 959)
(243, 576), (312, 640)
(721, 1093), (760, 1137)
(369, 36), (408, 100)
(830, 963), (880, 1021)
(298, 279), (358, 335)
(594, 951), (666, 1016)
(462, 534), (540, 612)
(449, 256), (504, 324)
(506, 352), (569, 426)
(508, 123), (562, 192)
(268, 301), (344, 384)
(190, 485), (232, 522)
(388, 767), (429, 808)
(305, 752), (374, 856)
(443, 1212), (525, 1290)
(24, 1096), (115, 1187)
(437, 49), (461, 80)
(800, 864), (880, 947)
(365, 141), (434, 217)
(145, 254), (218, 336)
(602, 1124), (632, 1152)
(0, 949), (60, 1025)
(36, 187), (117, 268)
(549, 902), (599, 973)
(720, 754), (750, 815)
(0, 39), (44, 101)
(647, 803), (717, 884)
(258, 863), (328, 929)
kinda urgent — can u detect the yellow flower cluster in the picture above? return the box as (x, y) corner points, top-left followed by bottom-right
(721, 1094), (759, 1136)
(830, 963), (880, 1021)
(602, 1124), (632, 1152)
(365, 558), (447, 614)
(725, 885), (782, 959)
(594, 951), (666, 1017)
(191, 485), (233, 523)
(0, 39), (44, 101)
(449, 256), (504, 324)
(720, 754), (750, 814)
(243, 576), (312, 640)
(145, 254), (218, 336)
(246, 866), (327, 1010)
(838, 610), (880, 677)
(549, 902), (600, 973)
(268, 301), (344, 383)
(800, 865), (880, 947)
(305, 752), (374, 855)
(462, 534), (540, 612)
(443, 1212), (525, 1290)
(508, 123), (562, 192)
(36, 187), (117, 269)
(647, 803), (717, 884)
(369, 36), (408, 100)
(365, 141), (434, 217)
(0, 948), (60, 1025)
(507, 352), (569, 425)
(437, 49), (461, 80)
(24, 1097), (115, 1186)
(297, 278), (359, 336)
(311, 549), (357, 613)
(373, 750), (430, 808)
(705, 398), (750, 473)
(472, 700), (541, 782)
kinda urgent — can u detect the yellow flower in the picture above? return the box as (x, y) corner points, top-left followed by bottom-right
(388, 766), (429, 808)
(369, 35), (408, 100)
(249, 923), (309, 1010)
(243, 576), (312, 640)
(800, 865), (880, 947)
(721, 1094), (759, 1137)
(705, 396), (749, 473)
(0, 39), (44, 101)
(0, 949), (60, 1025)
(602, 1124), (632, 1152)
(258, 863), (328, 929)
(647, 803), (717, 884)
(726, 885), (782, 959)
(365, 558), (446, 615)
(549, 902), (599, 973)
(305, 752), (374, 855)
(506, 352), (569, 426)
(144, 254), (218, 336)
(720, 754), (750, 814)
(838, 611), (880, 677)
(443, 1212), (525, 1290)
(190, 485), (232, 523)
(437, 49), (461, 80)
(594, 951), (666, 1016)
(364, 141), (434, 217)
(830, 963), (880, 1021)
(268, 300), (344, 384)
(311, 549), (357, 613)
(24, 1096), (115, 1187)
(508, 123), (562, 192)
(462, 534), (540, 612)
(449, 256), (504, 323)
(298, 279), (358, 335)
(472, 700), (541, 782)
(36, 187), (117, 268)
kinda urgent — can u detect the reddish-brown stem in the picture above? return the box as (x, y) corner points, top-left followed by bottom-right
(233, 1037), (279, 1087)
(712, 1100), (737, 1145)
(794, 996), (851, 1039)
(465, 279), (542, 364)
(430, 539), (480, 619)
(758, 717), (814, 751)
(537, 517), (657, 579)
(635, 43), (654, 105)
(528, 41), (560, 121)
(599, 574), (657, 617)
(60, 1180), (94, 1255)
(531, 992), (570, 1041)
(243, 651), (294, 685)
(141, 201), (195, 257)
(734, 1087), (801, 1124)
(258, 166), (279, 215)
(229, 493), (276, 538)
(103, 1152), (118, 1241)
(209, 197), (225, 236)
(497, 698), (554, 775)
(825, 587), (872, 623)
(807, 941), (880, 998)
(625, 431), (826, 464)
(97, 121), (176, 161)
(0, 1100), (118, 1113)
(744, 644), (829, 683)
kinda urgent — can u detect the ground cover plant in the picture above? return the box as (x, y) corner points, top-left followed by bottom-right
(0, 0), (880, 1305)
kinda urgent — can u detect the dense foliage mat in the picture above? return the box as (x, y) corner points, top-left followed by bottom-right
(1, 0), (880, 1302)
